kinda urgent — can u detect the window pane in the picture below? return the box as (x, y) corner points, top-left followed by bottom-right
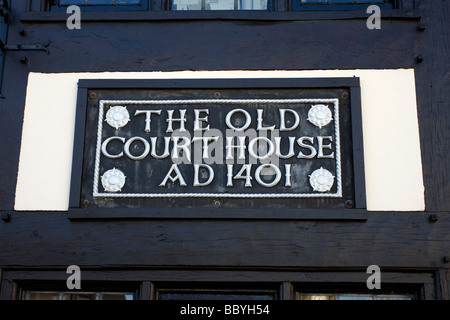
(101, 293), (134, 300)
(293, 0), (393, 10)
(23, 292), (62, 300)
(300, 293), (413, 300)
(337, 295), (375, 300)
(299, 0), (386, 3)
(171, 0), (268, 10)
(61, 293), (99, 300)
(372, 295), (413, 300)
(59, 0), (142, 6)
(23, 291), (134, 300)
(300, 295), (335, 300)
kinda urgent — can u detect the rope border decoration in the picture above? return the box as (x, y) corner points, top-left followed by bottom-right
(92, 99), (342, 199)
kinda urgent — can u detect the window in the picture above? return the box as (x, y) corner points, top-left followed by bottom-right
(45, 0), (400, 11)
(6, 275), (430, 300)
(299, 293), (413, 300)
(22, 290), (135, 300)
(155, 283), (278, 300)
(159, 289), (276, 300)
(295, 283), (420, 300)
(48, 0), (149, 11)
(293, 0), (394, 11)
(60, 0), (141, 5)
(171, 0), (269, 10)
(13, 280), (140, 300)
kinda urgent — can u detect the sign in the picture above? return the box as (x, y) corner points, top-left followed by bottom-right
(73, 79), (364, 211)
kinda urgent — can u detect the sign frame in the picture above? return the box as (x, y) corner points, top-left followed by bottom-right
(69, 78), (366, 220)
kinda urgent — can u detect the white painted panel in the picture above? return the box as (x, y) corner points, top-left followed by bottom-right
(14, 70), (424, 211)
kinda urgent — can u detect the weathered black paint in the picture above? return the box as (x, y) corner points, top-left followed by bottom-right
(0, 0), (449, 299)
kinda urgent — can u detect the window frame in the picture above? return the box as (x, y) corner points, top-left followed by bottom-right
(21, 289), (136, 300)
(295, 284), (421, 300)
(10, 279), (142, 300)
(298, 293), (414, 300)
(21, 0), (419, 20)
(1, 269), (436, 300)
(169, 0), (273, 11)
(42, 0), (406, 12)
(154, 282), (280, 300)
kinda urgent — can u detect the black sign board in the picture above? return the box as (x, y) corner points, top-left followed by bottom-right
(70, 78), (365, 217)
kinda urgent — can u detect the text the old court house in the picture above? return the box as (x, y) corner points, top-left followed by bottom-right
(100, 104), (337, 190)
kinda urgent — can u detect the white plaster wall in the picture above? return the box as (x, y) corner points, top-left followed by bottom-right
(14, 70), (425, 211)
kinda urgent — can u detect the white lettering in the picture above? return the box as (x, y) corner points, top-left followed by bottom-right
(226, 164), (234, 187)
(159, 164), (187, 187)
(124, 136), (150, 161)
(193, 109), (210, 132)
(166, 109), (187, 133)
(101, 136), (125, 159)
(225, 136), (247, 160)
(279, 109), (300, 131)
(255, 164), (281, 188)
(256, 109), (275, 131)
(171, 136), (191, 163)
(192, 136), (220, 160)
(230, 164), (253, 187)
(297, 136), (317, 159)
(274, 136), (295, 159)
(285, 164), (292, 187)
(193, 164), (214, 187)
(225, 108), (251, 131)
(150, 136), (171, 159)
(317, 136), (334, 159)
(248, 137), (275, 160)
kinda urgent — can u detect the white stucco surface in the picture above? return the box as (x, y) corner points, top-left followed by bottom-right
(14, 70), (425, 211)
